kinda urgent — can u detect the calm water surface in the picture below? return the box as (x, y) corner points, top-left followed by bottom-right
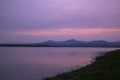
(0, 47), (119, 80)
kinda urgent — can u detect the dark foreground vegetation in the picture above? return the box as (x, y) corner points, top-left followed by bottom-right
(43, 50), (120, 80)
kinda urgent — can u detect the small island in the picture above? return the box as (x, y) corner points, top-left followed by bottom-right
(43, 50), (120, 80)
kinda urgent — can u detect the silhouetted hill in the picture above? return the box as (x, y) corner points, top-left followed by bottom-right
(37, 39), (120, 47)
(0, 39), (120, 47)
(62, 39), (81, 43)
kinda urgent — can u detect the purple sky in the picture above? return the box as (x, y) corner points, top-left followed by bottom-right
(0, 0), (120, 43)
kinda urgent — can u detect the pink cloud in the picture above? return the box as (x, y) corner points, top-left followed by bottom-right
(16, 28), (120, 36)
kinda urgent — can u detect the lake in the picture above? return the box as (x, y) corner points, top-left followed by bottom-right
(0, 47), (119, 80)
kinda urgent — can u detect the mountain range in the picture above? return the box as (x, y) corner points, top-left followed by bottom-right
(0, 39), (120, 47)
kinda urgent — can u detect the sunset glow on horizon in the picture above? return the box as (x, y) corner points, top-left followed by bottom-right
(0, 0), (120, 43)
(15, 28), (120, 36)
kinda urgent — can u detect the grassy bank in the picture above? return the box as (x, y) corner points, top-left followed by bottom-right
(43, 50), (120, 80)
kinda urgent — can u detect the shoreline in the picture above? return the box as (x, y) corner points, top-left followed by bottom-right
(0, 45), (120, 48)
(43, 50), (120, 80)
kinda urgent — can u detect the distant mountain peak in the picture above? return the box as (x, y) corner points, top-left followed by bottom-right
(65, 39), (79, 42)
(1, 39), (120, 47)
(42, 40), (56, 44)
(61, 39), (82, 44)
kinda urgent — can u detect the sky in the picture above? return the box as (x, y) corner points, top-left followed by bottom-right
(0, 0), (120, 43)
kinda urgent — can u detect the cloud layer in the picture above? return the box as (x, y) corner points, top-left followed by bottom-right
(0, 0), (120, 42)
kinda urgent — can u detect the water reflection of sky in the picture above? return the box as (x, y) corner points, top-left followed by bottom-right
(0, 47), (119, 80)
